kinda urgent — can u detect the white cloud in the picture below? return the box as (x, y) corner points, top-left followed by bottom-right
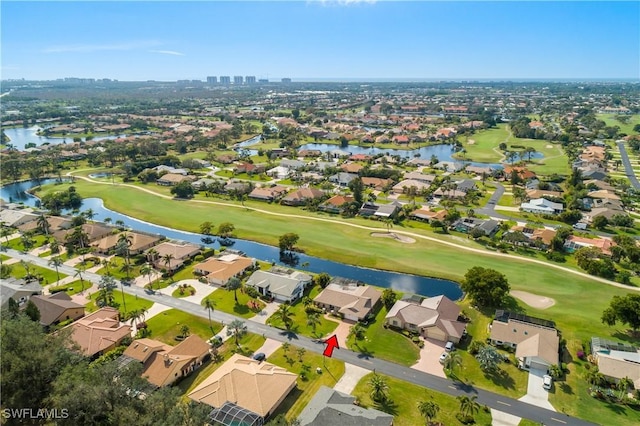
(149, 50), (185, 56)
(43, 41), (160, 54)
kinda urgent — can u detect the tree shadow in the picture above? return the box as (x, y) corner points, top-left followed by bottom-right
(559, 382), (573, 395)
(373, 398), (399, 416)
(233, 304), (251, 316)
(279, 252), (299, 267)
(611, 330), (640, 344)
(356, 345), (375, 360)
(279, 330), (299, 341)
(483, 368), (515, 390)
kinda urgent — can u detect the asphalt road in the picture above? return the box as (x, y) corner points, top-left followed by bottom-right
(616, 141), (640, 189)
(4, 249), (595, 426)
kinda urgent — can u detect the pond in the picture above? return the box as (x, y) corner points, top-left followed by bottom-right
(1, 179), (463, 299)
(2, 126), (127, 150)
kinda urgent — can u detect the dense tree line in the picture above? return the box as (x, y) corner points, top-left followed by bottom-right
(41, 186), (83, 214)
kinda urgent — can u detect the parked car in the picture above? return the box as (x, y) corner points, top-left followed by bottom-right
(208, 336), (223, 347)
(252, 352), (266, 362)
(543, 374), (553, 390)
(439, 352), (448, 364)
(445, 341), (455, 351)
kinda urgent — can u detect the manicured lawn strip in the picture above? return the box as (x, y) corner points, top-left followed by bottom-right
(86, 290), (153, 316)
(178, 332), (266, 396)
(267, 346), (345, 421)
(144, 308), (221, 344)
(352, 373), (493, 426)
(347, 306), (420, 366)
(597, 114), (640, 136)
(9, 261), (65, 285)
(519, 420), (542, 426)
(201, 287), (263, 319)
(3, 235), (49, 251)
(0, 254), (9, 262)
(48, 280), (88, 295)
(168, 263), (198, 282)
(266, 285), (339, 338)
(172, 285), (196, 298)
(94, 256), (142, 280)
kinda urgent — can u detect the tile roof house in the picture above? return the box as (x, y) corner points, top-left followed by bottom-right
(563, 235), (615, 256)
(361, 177), (392, 191)
(318, 194), (355, 214)
(188, 354), (297, 419)
(489, 311), (559, 370)
(340, 163), (364, 174)
(156, 173), (197, 186)
(146, 241), (201, 272)
(67, 307), (132, 358)
(122, 335), (211, 388)
(298, 386), (393, 426)
(402, 171), (437, 183)
(193, 254), (255, 285)
(385, 295), (466, 343)
(245, 269), (312, 303)
(52, 222), (113, 243)
(30, 293), (85, 326)
(17, 215), (73, 234)
(590, 337), (640, 389)
(281, 188), (326, 207)
(409, 208), (447, 223)
(392, 179), (432, 194)
(314, 283), (381, 322)
(91, 231), (162, 255)
(248, 185), (289, 202)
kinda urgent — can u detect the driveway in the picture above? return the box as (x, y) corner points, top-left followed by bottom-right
(249, 300), (280, 324)
(254, 338), (282, 358)
(333, 363), (371, 394)
(518, 368), (555, 411)
(491, 409), (521, 426)
(411, 338), (446, 378)
(326, 317), (353, 348)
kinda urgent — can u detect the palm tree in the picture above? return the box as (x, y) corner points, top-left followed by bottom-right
(37, 214), (50, 236)
(368, 373), (389, 403)
(457, 395), (480, 418)
(128, 309), (143, 328)
(146, 248), (159, 264)
(617, 376), (633, 399)
(74, 265), (86, 293)
(97, 275), (117, 307)
(48, 256), (63, 284)
(104, 217), (112, 225)
(162, 253), (174, 274)
(274, 303), (294, 330)
(226, 277), (242, 304)
(384, 218), (393, 233)
(306, 312), (321, 336)
(83, 208), (96, 222)
(20, 232), (34, 252)
(180, 324), (190, 339)
(115, 219), (125, 230)
(475, 345), (502, 372)
(443, 351), (463, 377)
(140, 263), (153, 286)
(417, 400), (440, 425)
(348, 323), (366, 347)
(204, 298), (216, 332)
(226, 319), (247, 347)
(20, 260), (35, 281)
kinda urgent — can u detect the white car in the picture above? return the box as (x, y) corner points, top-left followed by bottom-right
(445, 341), (454, 351)
(543, 374), (553, 390)
(439, 352), (449, 364)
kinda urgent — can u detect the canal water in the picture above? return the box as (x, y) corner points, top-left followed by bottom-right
(1, 179), (463, 299)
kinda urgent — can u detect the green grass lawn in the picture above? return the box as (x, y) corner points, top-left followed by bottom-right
(94, 256), (143, 280)
(48, 280), (89, 295)
(144, 308), (222, 344)
(86, 290), (153, 316)
(267, 345), (345, 421)
(346, 306), (420, 366)
(9, 261), (65, 285)
(597, 114), (640, 136)
(177, 332), (266, 396)
(4, 235), (49, 252)
(266, 285), (339, 338)
(201, 287), (264, 319)
(352, 372), (493, 426)
(172, 285), (196, 298)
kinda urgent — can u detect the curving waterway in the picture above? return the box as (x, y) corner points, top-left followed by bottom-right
(1, 179), (462, 299)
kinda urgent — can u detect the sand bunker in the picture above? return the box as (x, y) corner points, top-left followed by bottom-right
(467, 139), (476, 145)
(370, 232), (416, 244)
(546, 144), (554, 149)
(511, 290), (556, 309)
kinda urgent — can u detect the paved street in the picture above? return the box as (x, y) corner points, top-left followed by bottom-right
(4, 248), (595, 426)
(616, 141), (640, 189)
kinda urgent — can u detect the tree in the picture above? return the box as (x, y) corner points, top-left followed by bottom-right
(180, 324), (190, 338)
(368, 373), (389, 403)
(74, 265), (87, 293)
(592, 216), (609, 230)
(24, 300), (41, 322)
(601, 294), (640, 333)
(140, 263), (153, 287)
(37, 214), (51, 236)
(227, 319), (247, 346)
(313, 272), (331, 288)
(204, 298), (216, 332)
(617, 376), (634, 399)
(461, 266), (510, 307)
(306, 312), (321, 336)
(457, 395), (480, 418)
(475, 345), (502, 372)
(443, 351), (463, 376)
(381, 288), (398, 310)
(97, 275), (117, 307)
(49, 256), (64, 283)
(348, 323), (366, 347)
(417, 400), (440, 425)
(274, 303), (294, 330)
(170, 180), (195, 199)
(348, 177), (364, 204)
(226, 277), (242, 304)
(279, 232), (299, 253)
(162, 253), (175, 277)
(199, 221), (214, 235)
(218, 222), (235, 238)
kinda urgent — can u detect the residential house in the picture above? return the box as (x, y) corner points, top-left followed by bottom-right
(520, 198), (564, 215)
(92, 231), (162, 255)
(122, 335), (211, 388)
(281, 188), (326, 207)
(503, 166), (536, 181)
(402, 171), (436, 184)
(392, 134), (410, 145)
(268, 148), (289, 159)
(359, 201), (401, 218)
(0, 278), (42, 309)
(409, 208), (447, 223)
(30, 293), (85, 327)
(590, 337), (640, 389)
(147, 241), (201, 272)
(318, 194), (355, 214)
(361, 177), (392, 191)
(314, 282), (382, 322)
(193, 254), (255, 286)
(188, 354), (297, 419)
(465, 165), (494, 176)
(526, 189), (563, 200)
(329, 172), (358, 187)
(564, 235), (615, 256)
(156, 173), (196, 186)
(154, 165), (188, 175)
(245, 268), (312, 303)
(392, 179), (431, 195)
(489, 310), (559, 370)
(298, 386), (393, 426)
(298, 149), (322, 158)
(52, 222), (113, 244)
(0, 208), (39, 227)
(266, 166), (291, 180)
(452, 218), (500, 237)
(340, 163), (364, 174)
(456, 179), (477, 193)
(67, 307), (132, 358)
(280, 159), (306, 170)
(225, 181), (253, 194)
(385, 295), (467, 343)
(17, 215), (73, 234)
(328, 149), (351, 159)
(583, 207), (626, 224)
(248, 186), (289, 202)
(509, 226), (557, 250)
(234, 162), (262, 174)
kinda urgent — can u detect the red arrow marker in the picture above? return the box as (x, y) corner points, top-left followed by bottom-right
(323, 335), (339, 357)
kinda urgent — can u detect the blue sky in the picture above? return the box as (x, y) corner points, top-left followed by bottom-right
(1, 1), (638, 81)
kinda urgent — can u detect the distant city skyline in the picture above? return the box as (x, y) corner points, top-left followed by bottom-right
(1, 1), (638, 81)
